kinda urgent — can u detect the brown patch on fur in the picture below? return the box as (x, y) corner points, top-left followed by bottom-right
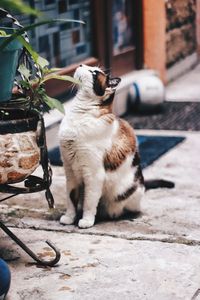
(104, 119), (136, 171)
(97, 72), (107, 88)
(99, 107), (112, 116)
(93, 72), (107, 96)
(98, 109), (115, 124)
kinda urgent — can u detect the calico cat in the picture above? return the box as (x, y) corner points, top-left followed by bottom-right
(59, 64), (174, 228)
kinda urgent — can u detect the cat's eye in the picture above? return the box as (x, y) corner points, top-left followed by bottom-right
(89, 70), (98, 76)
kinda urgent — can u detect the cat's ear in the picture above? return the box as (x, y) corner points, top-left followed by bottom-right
(108, 77), (121, 89)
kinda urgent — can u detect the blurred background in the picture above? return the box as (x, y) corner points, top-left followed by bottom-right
(11, 1), (196, 80)
(1, 0), (200, 145)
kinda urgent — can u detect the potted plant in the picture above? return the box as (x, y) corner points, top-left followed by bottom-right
(0, 6), (38, 102)
(0, 26), (22, 102)
(0, 7), (82, 102)
(0, 8), (81, 185)
(0, 58), (79, 185)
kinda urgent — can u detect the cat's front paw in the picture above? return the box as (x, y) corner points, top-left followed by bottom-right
(78, 217), (95, 229)
(60, 214), (75, 225)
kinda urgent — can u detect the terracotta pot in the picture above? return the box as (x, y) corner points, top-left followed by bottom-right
(0, 109), (40, 184)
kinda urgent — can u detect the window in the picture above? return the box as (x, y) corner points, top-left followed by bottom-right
(39, 35), (50, 61)
(44, 0), (55, 5)
(58, 0), (68, 14)
(17, 0), (142, 96)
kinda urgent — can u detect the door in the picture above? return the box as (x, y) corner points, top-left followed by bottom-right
(93, 0), (143, 76)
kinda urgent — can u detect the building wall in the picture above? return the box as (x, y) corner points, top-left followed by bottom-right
(196, 0), (200, 55)
(142, 0), (166, 82)
(15, 0), (199, 86)
(166, 0), (197, 68)
(143, 0), (197, 83)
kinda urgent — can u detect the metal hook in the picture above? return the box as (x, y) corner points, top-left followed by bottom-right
(0, 221), (61, 267)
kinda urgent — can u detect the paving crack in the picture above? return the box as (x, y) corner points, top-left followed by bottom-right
(4, 223), (200, 247)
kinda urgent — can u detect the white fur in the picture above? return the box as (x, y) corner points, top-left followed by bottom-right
(102, 154), (143, 218)
(59, 65), (144, 228)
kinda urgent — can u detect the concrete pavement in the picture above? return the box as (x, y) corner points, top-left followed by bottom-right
(0, 129), (199, 300)
(1, 65), (200, 299)
(166, 63), (200, 102)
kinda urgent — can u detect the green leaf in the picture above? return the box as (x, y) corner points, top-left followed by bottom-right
(44, 68), (62, 74)
(0, 30), (7, 37)
(17, 35), (39, 63)
(0, 19), (85, 51)
(37, 56), (49, 69)
(18, 64), (31, 80)
(19, 80), (31, 89)
(36, 87), (46, 95)
(43, 95), (65, 114)
(42, 74), (82, 85)
(0, 0), (40, 16)
(17, 36), (49, 71)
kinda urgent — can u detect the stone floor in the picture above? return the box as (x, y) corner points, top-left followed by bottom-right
(1, 64), (200, 300)
(0, 128), (199, 300)
(166, 63), (200, 102)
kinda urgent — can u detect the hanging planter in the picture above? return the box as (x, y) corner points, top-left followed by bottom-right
(0, 27), (22, 102)
(0, 108), (40, 184)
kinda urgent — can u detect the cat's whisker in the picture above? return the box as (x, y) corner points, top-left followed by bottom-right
(70, 83), (77, 93)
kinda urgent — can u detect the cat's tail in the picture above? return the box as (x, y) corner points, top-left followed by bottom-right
(144, 179), (175, 190)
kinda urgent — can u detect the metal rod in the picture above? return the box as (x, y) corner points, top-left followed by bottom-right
(0, 193), (18, 203)
(0, 220), (60, 267)
(0, 175), (48, 195)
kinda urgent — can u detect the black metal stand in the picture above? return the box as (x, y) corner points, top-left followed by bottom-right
(0, 115), (61, 267)
(0, 221), (61, 267)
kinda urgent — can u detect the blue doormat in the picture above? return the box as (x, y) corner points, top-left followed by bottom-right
(48, 135), (185, 169)
(137, 135), (184, 169)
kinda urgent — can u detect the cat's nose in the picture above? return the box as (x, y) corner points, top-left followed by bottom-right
(79, 64), (83, 67)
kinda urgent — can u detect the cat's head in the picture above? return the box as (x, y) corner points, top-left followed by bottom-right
(74, 64), (121, 99)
